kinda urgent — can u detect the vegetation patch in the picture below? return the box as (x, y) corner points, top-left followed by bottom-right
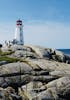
(0, 56), (19, 63)
(0, 51), (14, 56)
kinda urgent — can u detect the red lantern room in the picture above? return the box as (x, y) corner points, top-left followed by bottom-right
(16, 19), (22, 26)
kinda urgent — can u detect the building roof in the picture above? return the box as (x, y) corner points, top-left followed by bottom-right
(16, 19), (22, 22)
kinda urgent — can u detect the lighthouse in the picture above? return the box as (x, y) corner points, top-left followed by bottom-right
(13, 19), (24, 45)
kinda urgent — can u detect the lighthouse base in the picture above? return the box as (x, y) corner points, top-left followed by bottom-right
(12, 39), (24, 45)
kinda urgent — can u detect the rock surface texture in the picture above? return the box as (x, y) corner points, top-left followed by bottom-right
(0, 44), (70, 100)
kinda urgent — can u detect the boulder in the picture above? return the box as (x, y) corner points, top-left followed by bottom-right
(50, 70), (70, 77)
(0, 62), (32, 75)
(0, 87), (22, 100)
(27, 45), (50, 58)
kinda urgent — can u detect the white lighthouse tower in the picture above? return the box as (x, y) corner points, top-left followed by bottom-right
(14, 19), (24, 45)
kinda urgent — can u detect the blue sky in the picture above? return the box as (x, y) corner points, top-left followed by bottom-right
(0, 0), (70, 48)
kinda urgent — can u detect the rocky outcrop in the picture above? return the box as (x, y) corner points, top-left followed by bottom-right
(0, 44), (70, 100)
(1, 45), (70, 63)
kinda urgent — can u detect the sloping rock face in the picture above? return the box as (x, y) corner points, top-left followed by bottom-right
(0, 44), (70, 100)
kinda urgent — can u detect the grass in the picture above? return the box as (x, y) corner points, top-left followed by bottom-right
(0, 56), (19, 63)
(0, 50), (20, 63)
(0, 50), (14, 56)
